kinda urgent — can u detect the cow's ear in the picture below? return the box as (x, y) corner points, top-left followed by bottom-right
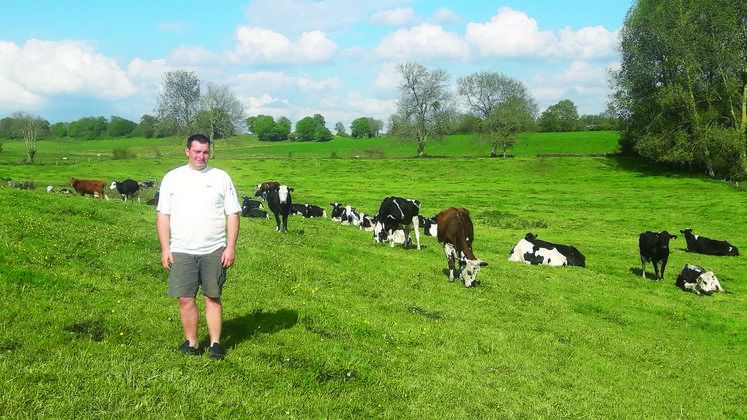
(289, 188), (294, 192)
(479, 260), (488, 267)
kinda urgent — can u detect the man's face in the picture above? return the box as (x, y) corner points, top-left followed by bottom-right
(186, 141), (210, 170)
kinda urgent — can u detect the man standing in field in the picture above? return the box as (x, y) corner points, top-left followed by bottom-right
(156, 134), (241, 360)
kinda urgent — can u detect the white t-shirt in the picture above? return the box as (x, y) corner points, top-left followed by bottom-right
(157, 164), (241, 255)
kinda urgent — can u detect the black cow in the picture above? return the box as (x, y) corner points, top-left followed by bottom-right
(241, 196), (264, 210)
(508, 233), (585, 267)
(266, 185), (294, 232)
(418, 214), (438, 237)
(109, 179), (140, 203)
(680, 228), (739, 256)
(242, 207), (269, 219)
(638, 230), (677, 280)
(289, 203), (306, 216)
(298, 204), (326, 218)
(241, 196), (265, 217)
(329, 202), (345, 222)
(373, 196), (421, 249)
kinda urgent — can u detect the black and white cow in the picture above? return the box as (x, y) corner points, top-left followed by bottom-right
(418, 214), (438, 236)
(109, 179), (140, 203)
(139, 180), (157, 189)
(289, 203), (306, 216)
(638, 230), (677, 280)
(437, 207), (488, 287)
(359, 213), (375, 231)
(254, 181), (281, 201)
(508, 233), (585, 267)
(329, 202), (345, 222)
(241, 196), (265, 218)
(300, 204), (326, 218)
(373, 196), (421, 250)
(680, 228), (739, 256)
(675, 264), (727, 295)
(266, 185), (293, 232)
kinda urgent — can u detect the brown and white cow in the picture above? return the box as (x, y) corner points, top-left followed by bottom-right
(436, 207), (487, 287)
(70, 177), (108, 200)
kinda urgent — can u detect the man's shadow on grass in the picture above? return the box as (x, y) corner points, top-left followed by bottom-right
(222, 308), (298, 348)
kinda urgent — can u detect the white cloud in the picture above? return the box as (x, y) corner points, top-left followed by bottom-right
(375, 23), (470, 61)
(126, 57), (169, 84)
(465, 7), (556, 57)
(0, 39), (137, 102)
(368, 7), (419, 27)
(225, 26), (337, 64)
(430, 7), (461, 25)
(534, 61), (607, 86)
(465, 7), (618, 60)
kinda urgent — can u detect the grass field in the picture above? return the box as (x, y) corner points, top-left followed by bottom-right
(1, 132), (745, 418)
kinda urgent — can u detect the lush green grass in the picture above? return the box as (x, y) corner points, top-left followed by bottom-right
(1, 133), (745, 419)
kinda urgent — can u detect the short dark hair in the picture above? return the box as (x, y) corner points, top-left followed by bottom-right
(187, 134), (210, 149)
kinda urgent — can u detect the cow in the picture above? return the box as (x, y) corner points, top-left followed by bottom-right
(297, 203), (326, 218)
(373, 196), (421, 250)
(139, 180), (157, 189)
(330, 202), (345, 222)
(418, 214), (438, 236)
(359, 213), (375, 231)
(676, 264), (727, 295)
(638, 230), (677, 280)
(146, 191), (160, 206)
(289, 203), (306, 216)
(110, 179), (140, 203)
(254, 181), (281, 201)
(241, 196), (264, 210)
(436, 207), (488, 287)
(266, 184), (294, 232)
(680, 228), (739, 256)
(341, 205), (363, 226)
(508, 233), (585, 267)
(242, 207), (269, 219)
(70, 178), (108, 200)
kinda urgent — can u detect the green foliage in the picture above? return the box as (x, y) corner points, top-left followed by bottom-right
(350, 117), (372, 138)
(112, 147), (136, 160)
(538, 99), (580, 132)
(252, 115), (290, 142)
(134, 114), (158, 138)
(106, 116), (137, 138)
(294, 117), (317, 142)
(610, 0), (747, 179)
(1, 146), (746, 418)
(68, 116), (108, 140)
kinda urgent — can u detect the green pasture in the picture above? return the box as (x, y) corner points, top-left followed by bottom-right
(1, 132), (745, 418)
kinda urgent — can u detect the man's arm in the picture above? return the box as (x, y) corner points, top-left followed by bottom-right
(221, 212), (240, 268)
(156, 212), (173, 270)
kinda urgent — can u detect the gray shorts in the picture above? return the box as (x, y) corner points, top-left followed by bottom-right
(167, 248), (226, 298)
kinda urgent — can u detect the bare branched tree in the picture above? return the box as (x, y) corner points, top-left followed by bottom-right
(156, 69), (201, 129)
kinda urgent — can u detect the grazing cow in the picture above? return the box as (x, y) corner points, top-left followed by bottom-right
(638, 230), (677, 280)
(110, 179), (141, 203)
(680, 228), (739, 256)
(254, 181), (281, 201)
(418, 214), (438, 237)
(373, 196), (421, 249)
(436, 207), (488, 287)
(329, 202), (345, 222)
(676, 264), (727, 295)
(146, 191), (159, 206)
(266, 185), (294, 232)
(70, 177), (108, 200)
(508, 233), (585, 267)
(241, 196), (264, 210)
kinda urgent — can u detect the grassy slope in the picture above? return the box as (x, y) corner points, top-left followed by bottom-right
(1, 133), (745, 418)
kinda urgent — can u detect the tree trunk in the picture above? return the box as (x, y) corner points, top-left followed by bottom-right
(490, 142), (498, 158)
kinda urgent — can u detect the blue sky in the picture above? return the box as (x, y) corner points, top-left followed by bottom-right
(0, 0), (633, 129)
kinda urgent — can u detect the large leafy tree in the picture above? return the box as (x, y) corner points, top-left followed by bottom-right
(456, 71), (538, 157)
(251, 115), (290, 142)
(294, 116), (318, 142)
(393, 62), (452, 157)
(609, 0), (747, 179)
(538, 100), (579, 132)
(156, 69), (201, 130)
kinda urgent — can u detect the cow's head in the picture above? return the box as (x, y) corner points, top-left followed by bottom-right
(373, 221), (387, 243)
(109, 181), (118, 190)
(693, 271), (725, 295)
(461, 259), (488, 287)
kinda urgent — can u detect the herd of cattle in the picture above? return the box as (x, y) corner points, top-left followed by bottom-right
(54, 177), (739, 294)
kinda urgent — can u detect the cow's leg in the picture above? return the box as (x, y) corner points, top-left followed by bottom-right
(652, 261), (660, 280)
(273, 212), (281, 232)
(411, 216), (421, 250)
(659, 260), (667, 281)
(282, 213), (289, 232)
(443, 243), (457, 281)
(388, 230), (395, 248)
(640, 257), (646, 278)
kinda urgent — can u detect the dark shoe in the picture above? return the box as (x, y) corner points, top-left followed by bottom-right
(177, 340), (200, 356)
(207, 342), (225, 360)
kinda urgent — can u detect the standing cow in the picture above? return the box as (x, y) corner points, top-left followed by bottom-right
(110, 179), (140, 203)
(264, 184), (294, 232)
(70, 178), (108, 200)
(373, 196), (421, 250)
(639, 230), (677, 280)
(436, 207), (487, 287)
